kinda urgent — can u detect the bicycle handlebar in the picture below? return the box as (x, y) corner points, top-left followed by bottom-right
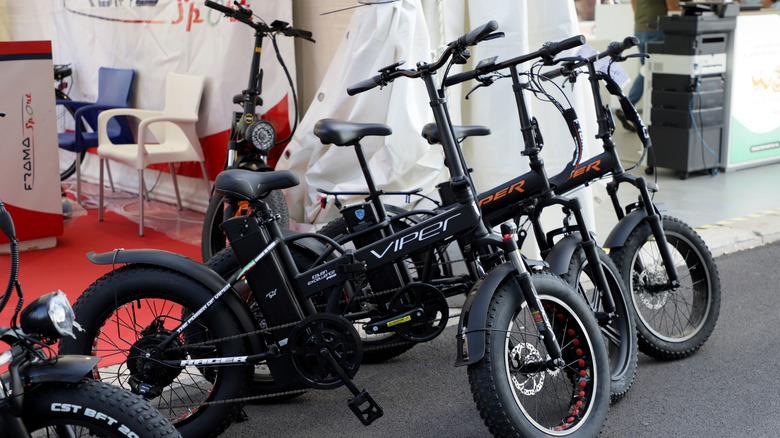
(347, 21), (503, 96)
(204, 0), (234, 15)
(347, 75), (386, 96)
(442, 34), (586, 87)
(205, 0), (314, 41)
(544, 35), (587, 59)
(542, 35), (638, 81)
(456, 20), (499, 48)
(606, 35), (639, 59)
(0, 200), (15, 240)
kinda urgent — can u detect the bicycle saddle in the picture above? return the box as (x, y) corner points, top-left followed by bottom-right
(314, 118), (392, 146)
(421, 123), (491, 145)
(215, 169), (299, 202)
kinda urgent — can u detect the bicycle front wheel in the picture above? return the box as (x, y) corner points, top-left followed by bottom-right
(20, 379), (179, 438)
(609, 215), (720, 360)
(468, 272), (610, 437)
(562, 246), (638, 401)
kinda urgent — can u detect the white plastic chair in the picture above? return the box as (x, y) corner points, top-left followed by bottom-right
(96, 72), (210, 236)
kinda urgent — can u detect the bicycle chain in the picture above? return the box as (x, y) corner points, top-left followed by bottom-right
(148, 283), (464, 406)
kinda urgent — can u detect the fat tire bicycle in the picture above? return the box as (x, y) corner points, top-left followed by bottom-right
(60, 19), (611, 438)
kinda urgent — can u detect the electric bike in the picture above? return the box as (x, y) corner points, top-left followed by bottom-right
(200, 0), (315, 262)
(60, 22), (611, 438)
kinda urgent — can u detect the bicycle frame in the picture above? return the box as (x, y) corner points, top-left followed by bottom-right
(146, 25), (543, 366)
(544, 46), (681, 287)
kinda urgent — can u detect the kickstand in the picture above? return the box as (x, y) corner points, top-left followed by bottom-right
(320, 347), (384, 425)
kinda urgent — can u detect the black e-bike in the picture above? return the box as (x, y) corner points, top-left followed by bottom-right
(60, 21), (611, 438)
(316, 38), (641, 401)
(200, 0), (315, 262)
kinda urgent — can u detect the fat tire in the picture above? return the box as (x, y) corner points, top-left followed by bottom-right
(468, 271), (610, 437)
(561, 246), (638, 401)
(20, 379), (179, 438)
(59, 265), (253, 438)
(609, 215), (720, 360)
(201, 190), (289, 262)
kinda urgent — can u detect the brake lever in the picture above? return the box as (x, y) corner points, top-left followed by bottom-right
(465, 83), (486, 100)
(618, 53), (649, 62)
(464, 74), (499, 100)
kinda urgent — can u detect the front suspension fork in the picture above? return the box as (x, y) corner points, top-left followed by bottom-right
(501, 223), (564, 363)
(636, 178), (680, 287)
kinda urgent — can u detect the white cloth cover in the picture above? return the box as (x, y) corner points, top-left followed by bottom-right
(278, 0), (599, 244)
(277, 0), (443, 227)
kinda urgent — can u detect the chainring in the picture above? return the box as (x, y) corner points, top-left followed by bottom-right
(388, 282), (449, 342)
(288, 313), (363, 390)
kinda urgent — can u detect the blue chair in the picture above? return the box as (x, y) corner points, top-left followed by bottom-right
(57, 67), (135, 203)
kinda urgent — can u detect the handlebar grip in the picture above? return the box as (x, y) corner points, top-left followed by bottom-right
(443, 69), (482, 87)
(347, 75), (384, 96)
(204, 0), (234, 16)
(545, 35), (586, 58)
(295, 29), (313, 40)
(0, 201), (16, 240)
(606, 36), (640, 59)
(456, 20), (499, 47)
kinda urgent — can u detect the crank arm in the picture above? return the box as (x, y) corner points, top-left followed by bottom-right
(363, 307), (425, 335)
(319, 347), (383, 425)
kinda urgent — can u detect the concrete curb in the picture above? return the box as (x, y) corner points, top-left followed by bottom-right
(695, 207), (780, 258)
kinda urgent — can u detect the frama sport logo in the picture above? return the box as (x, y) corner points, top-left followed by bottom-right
(21, 93), (35, 191)
(63, 0), (251, 31)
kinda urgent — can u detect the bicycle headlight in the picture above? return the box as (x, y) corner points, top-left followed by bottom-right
(246, 119), (276, 154)
(20, 291), (79, 340)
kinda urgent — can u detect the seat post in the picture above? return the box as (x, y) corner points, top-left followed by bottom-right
(352, 141), (387, 218)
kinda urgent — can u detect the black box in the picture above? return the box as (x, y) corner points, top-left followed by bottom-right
(649, 32), (727, 55)
(651, 107), (724, 128)
(652, 73), (725, 93)
(658, 14), (736, 35)
(652, 89), (724, 109)
(648, 125), (722, 174)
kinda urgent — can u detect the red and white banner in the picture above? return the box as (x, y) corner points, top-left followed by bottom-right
(0, 41), (63, 245)
(50, 0), (297, 210)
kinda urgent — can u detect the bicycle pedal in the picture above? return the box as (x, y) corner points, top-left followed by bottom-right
(347, 389), (383, 425)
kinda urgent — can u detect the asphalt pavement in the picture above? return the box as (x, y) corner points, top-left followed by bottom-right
(221, 222), (780, 438)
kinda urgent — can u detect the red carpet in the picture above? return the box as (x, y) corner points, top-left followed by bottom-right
(0, 208), (200, 322)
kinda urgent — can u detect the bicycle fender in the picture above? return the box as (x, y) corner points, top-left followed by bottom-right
(602, 202), (667, 249)
(13, 355), (100, 385)
(281, 229), (333, 260)
(545, 234), (583, 276)
(86, 249), (264, 354)
(455, 263), (516, 367)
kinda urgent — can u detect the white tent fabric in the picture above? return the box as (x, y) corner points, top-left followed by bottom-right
(277, 0), (443, 227)
(277, 0), (599, 244)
